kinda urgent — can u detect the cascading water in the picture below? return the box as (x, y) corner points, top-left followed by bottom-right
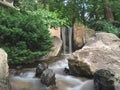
(61, 27), (67, 54)
(9, 58), (95, 90)
(49, 58), (94, 90)
(68, 27), (73, 54)
(61, 27), (73, 54)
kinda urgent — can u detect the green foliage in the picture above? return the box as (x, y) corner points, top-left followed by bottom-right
(17, 0), (66, 27)
(19, 0), (36, 11)
(48, 0), (77, 26)
(94, 21), (119, 36)
(46, 0), (120, 28)
(0, 6), (53, 64)
(28, 9), (66, 28)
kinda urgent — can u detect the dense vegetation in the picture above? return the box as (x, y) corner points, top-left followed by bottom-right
(0, 0), (120, 64)
(15, 0), (120, 35)
(0, 5), (64, 64)
(39, 0), (120, 35)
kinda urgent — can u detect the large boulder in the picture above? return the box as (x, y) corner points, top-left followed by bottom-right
(0, 48), (9, 90)
(68, 32), (120, 79)
(49, 27), (62, 57)
(40, 36), (62, 60)
(73, 23), (95, 49)
(41, 69), (56, 87)
(49, 27), (61, 39)
(48, 36), (62, 57)
(94, 69), (118, 90)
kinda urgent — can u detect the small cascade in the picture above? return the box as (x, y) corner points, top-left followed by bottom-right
(48, 58), (94, 90)
(9, 58), (94, 90)
(61, 27), (73, 54)
(68, 27), (73, 54)
(61, 27), (67, 54)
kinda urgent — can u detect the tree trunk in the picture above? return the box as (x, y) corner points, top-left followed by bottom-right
(71, 0), (76, 51)
(72, 0), (76, 26)
(43, 0), (46, 9)
(102, 0), (114, 21)
(93, 2), (99, 21)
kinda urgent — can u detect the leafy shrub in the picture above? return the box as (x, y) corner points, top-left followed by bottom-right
(94, 21), (119, 36)
(29, 9), (66, 28)
(0, 6), (53, 64)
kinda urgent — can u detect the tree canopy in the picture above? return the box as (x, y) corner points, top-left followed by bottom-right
(46, 0), (120, 35)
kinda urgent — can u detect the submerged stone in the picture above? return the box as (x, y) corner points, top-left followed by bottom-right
(35, 63), (48, 78)
(94, 69), (117, 90)
(41, 69), (56, 87)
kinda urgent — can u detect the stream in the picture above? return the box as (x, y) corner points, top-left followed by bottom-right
(9, 58), (95, 90)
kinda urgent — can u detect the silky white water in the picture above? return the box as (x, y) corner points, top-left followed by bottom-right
(68, 27), (73, 54)
(61, 27), (67, 54)
(49, 59), (94, 90)
(9, 58), (95, 90)
(61, 27), (73, 54)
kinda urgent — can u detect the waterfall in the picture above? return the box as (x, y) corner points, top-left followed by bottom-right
(68, 27), (72, 54)
(61, 27), (73, 54)
(61, 27), (67, 54)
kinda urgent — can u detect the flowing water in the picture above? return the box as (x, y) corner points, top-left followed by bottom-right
(68, 27), (73, 54)
(61, 27), (67, 54)
(9, 58), (95, 90)
(61, 27), (73, 54)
